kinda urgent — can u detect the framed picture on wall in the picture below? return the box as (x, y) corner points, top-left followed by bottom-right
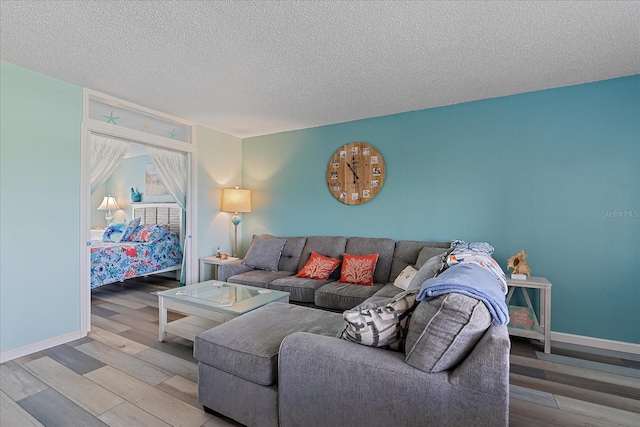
(145, 163), (169, 196)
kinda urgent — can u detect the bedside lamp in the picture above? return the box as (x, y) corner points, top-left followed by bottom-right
(98, 195), (120, 225)
(221, 186), (252, 257)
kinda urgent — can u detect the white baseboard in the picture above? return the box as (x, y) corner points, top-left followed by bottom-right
(551, 331), (640, 356)
(0, 330), (84, 364)
(2, 329), (638, 363)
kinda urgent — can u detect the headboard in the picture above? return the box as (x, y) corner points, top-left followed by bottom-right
(131, 202), (184, 243)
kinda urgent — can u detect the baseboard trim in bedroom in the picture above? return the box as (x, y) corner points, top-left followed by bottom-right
(551, 331), (640, 357)
(0, 330), (83, 363)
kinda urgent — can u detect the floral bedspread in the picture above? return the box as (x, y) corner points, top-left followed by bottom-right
(90, 233), (183, 289)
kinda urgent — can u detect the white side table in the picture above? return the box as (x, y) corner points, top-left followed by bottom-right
(506, 276), (552, 353)
(199, 256), (239, 282)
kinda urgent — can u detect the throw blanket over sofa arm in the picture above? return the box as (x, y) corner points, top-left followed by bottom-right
(278, 331), (509, 427)
(217, 259), (251, 282)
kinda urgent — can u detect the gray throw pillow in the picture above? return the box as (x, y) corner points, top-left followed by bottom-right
(406, 252), (448, 291)
(415, 246), (451, 269)
(405, 293), (491, 372)
(242, 236), (286, 271)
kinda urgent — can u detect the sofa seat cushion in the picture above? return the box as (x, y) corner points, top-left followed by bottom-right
(373, 283), (404, 299)
(228, 270), (294, 289)
(268, 276), (335, 303)
(315, 281), (384, 310)
(405, 293), (491, 373)
(194, 303), (344, 386)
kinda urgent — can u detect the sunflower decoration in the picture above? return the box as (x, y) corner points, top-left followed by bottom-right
(507, 250), (531, 278)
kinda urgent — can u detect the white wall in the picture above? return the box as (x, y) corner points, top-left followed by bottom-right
(196, 126), (243, 277)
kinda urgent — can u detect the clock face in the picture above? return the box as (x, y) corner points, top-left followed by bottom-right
(326, 142), (385, 205)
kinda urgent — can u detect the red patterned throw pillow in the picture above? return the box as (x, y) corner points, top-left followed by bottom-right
(339, 253), (379, 286)
(295, 252), (341, 280)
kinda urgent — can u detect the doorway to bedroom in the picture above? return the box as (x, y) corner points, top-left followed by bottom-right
(80, 89), (198, 336)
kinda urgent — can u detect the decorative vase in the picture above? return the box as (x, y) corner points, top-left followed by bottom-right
(130, 187), (142, 202)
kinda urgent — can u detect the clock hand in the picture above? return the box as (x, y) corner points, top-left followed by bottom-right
(346, 162), (359, 183)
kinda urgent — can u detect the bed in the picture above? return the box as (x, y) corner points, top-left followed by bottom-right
(90, 202), (184, 289)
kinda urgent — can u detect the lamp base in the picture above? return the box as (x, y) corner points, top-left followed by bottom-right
(231, 213), (241, 257)
(231, 213), (241, 226)
(233, 223), (239, 257)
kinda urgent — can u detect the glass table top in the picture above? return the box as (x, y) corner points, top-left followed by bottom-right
(157, 280), (290, 315)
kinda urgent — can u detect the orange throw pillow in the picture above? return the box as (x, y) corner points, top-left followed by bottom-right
(339, 253), (379, 286)
(295, 252), (341, 280)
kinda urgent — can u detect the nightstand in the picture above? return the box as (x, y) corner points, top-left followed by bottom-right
(506, 276), (552, 353)
(199, 256), (240, 282)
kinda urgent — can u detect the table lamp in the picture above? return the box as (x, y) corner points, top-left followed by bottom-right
(221, 186), (252, 257)
(97, 195), (120, 225)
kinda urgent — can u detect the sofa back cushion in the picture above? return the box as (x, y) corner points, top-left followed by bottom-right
(298, 236), (347, 277)
(345, 237), (395, 284)
(405, 293), (491, 373)
(390, 240), (451, 283)
(242, 236), (286, 271)
(259, 234), (307, 272)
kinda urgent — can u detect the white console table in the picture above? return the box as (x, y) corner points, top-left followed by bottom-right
(506, 276), (552, 353)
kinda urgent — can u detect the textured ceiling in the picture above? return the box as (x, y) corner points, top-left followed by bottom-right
(1, 1), (639, 138)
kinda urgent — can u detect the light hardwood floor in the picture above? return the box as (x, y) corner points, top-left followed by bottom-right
(1, 277), (639, 426)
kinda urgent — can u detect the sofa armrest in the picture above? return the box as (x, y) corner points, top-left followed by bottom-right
(450, 325), (511, 399)
(217, 259), (252, 282)
(278, 332), (508, 427)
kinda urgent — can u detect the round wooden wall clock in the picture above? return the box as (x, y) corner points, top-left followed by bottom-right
(326, 142), (385, 205)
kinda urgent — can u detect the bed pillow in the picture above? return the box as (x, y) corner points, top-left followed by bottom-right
(295, 252), (341, 280)
(242, 236), (286, 271)
(121, 218), (141, 242)
(338, 290), (418, 351)
(338, 253), (379, 286)
(101, 222), (127, 243)
(393, 265), (418, 291)
(130, 224), (170, 243)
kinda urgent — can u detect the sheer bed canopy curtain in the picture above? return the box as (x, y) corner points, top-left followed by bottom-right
(146, 146), (188, 283)
(90, 134), (130, 193)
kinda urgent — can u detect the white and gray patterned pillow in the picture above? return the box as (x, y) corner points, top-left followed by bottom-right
(338, 291), (418, 351)
(242, 236), (286, 271)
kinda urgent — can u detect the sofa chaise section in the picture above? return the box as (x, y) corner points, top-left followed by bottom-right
(278, 324), (510, 427)
(194, 303), (345, 427)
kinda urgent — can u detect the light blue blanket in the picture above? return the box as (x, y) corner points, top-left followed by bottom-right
(417, 263), (509, 325)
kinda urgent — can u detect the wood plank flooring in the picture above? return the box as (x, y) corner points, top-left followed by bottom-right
(1, 276), (639, 426)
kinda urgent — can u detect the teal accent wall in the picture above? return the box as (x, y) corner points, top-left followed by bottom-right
(243, 75), (640, 344)
(0, 61), (83, 352)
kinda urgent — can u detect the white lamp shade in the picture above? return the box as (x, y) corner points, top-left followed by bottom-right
(97, 195), (120, 211)
(221, 188), (251, 213)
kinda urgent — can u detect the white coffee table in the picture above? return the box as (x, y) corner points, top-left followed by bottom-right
(157, 281), (290, 342)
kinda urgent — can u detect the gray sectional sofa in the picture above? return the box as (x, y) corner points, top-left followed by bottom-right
(194, 235), (510, 426)
(217, 235), (453, 310)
